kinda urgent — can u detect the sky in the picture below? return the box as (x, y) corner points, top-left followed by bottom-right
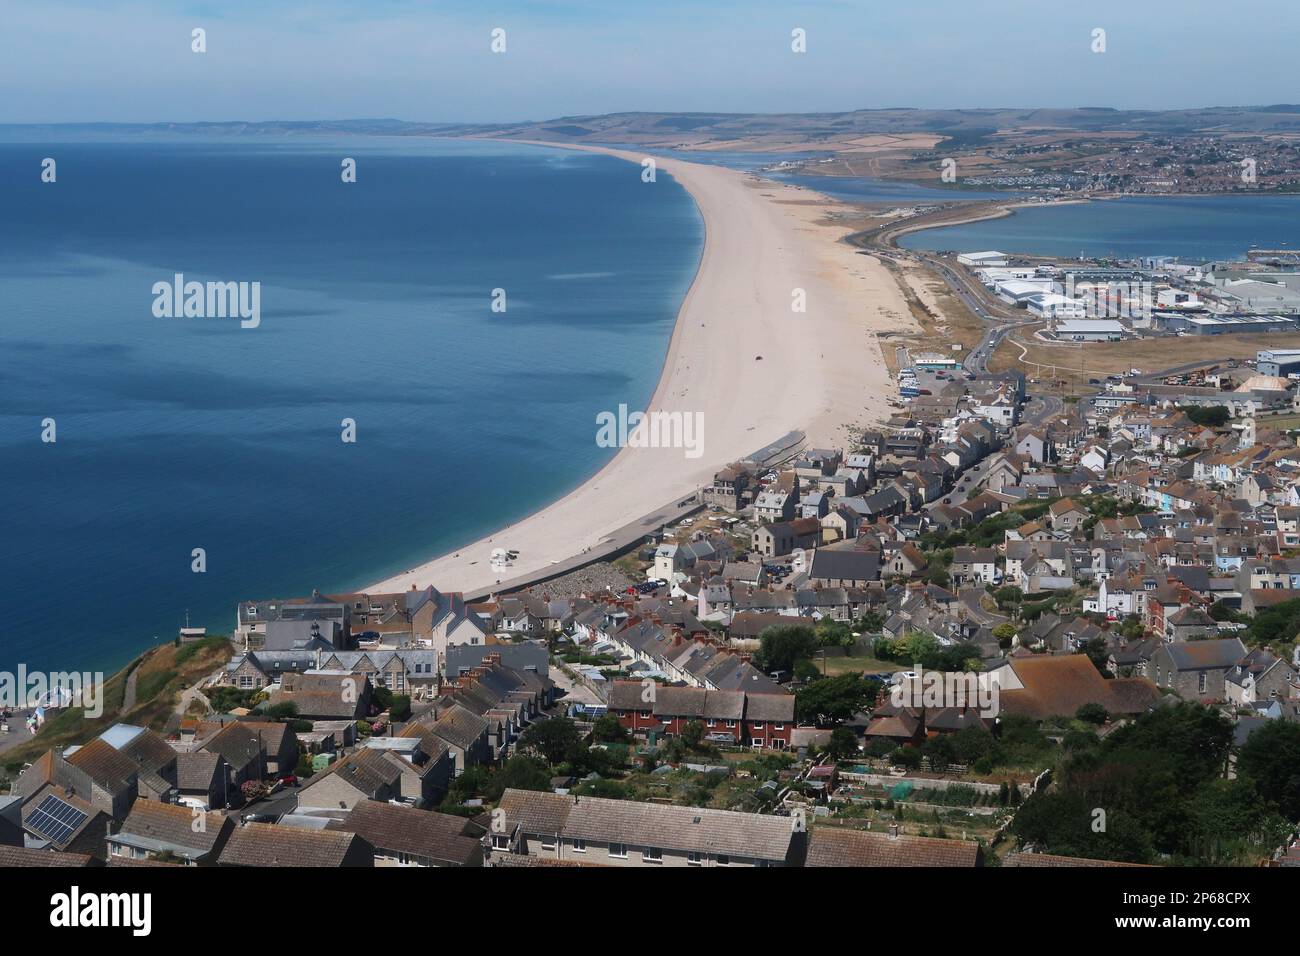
(1, 0), (1296, 124)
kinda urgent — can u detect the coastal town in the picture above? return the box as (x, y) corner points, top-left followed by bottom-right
(6, 249), (1300, 868)
(11, 4), (1300, 945)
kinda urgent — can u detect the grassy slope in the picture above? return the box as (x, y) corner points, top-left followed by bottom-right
(2, 637), (232, 773)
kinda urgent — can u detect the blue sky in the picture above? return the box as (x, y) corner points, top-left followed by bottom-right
(2, 0), (1296, 123)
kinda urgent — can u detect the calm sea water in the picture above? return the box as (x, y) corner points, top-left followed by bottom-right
(0, 135), (702, 673)
(898, 194), (1300, 260)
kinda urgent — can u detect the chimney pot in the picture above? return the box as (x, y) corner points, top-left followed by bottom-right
(889, 822), (899, 840)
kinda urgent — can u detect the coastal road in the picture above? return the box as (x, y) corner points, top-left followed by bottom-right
(1023, 393), (1064, 425)
(903, 250), (1038, 376)
(461, 494), (706, 602)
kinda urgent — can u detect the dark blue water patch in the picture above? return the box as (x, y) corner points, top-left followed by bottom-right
(0, 136), (702, 673)
(897, 194), (1300, 261)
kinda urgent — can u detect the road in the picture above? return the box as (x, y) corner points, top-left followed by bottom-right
(548, 665), (604, 710)
(462, 494), (706, 601)
(1023, 393), (1064, 425)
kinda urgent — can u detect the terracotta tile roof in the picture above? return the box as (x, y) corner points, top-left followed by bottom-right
(805, 826), (980, 867)
(1004, 851), (1152, 867)
(0, 845), (97, 867)
(65, 738), (138, 794)
(999, 655), (1160, 718)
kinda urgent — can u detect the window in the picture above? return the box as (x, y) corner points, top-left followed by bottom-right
(540, 836), (557, 851)
(608, 843), (627, 859)
(643, 847), (662, 863)
(1198, 672), (1207, 693)
(687, 851), (702, 866)
(726, 720), (736, 728)
(752, 721), (765, 730)
(773, 723), (785, 731)
(571, 839), (586, 853)
(706, 719), (716, 727)
(491, 835), (510, 850)
(717, 855), (731, 866)
(752, 738), (764, 748)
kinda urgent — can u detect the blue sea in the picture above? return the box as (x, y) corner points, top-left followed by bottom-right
(898, 194), (1300, 260)
(0, 135), (702, 674)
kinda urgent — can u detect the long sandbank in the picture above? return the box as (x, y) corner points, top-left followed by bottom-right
(366, 144), (916, 596)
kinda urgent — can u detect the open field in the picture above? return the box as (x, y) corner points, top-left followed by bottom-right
(820, 654), (896, 676)
(871, 256), (986, 376)
(989, 327), (1300, 390)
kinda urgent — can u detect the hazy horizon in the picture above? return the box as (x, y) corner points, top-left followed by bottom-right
(4, 0), (1298, 124)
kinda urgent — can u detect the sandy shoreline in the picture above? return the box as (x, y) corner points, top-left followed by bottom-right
(366, 144), (916, 596)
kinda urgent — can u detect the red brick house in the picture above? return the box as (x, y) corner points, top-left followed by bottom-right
(607, 682), (795, 750)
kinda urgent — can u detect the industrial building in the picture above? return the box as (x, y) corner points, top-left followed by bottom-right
(958, 250), (1008, 268)
(1154, 313), (1299, 336)
(1257, 348), (1300, 378)
(996, 278), (1059, 307)
(1028, 293), (1087, 319)
(1052, 318), (1127, 341)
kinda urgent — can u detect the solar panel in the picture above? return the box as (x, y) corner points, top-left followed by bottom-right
(28, 794), (88, 846)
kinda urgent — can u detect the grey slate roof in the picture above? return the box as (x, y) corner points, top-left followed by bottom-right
(497, 789), (795, 862)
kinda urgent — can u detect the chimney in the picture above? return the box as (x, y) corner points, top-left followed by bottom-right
(888, 822), (899, 840)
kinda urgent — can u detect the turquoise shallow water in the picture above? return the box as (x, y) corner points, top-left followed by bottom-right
(0, 135), (702, 673)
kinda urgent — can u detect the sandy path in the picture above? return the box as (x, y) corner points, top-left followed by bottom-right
(365, 145), (914, 596)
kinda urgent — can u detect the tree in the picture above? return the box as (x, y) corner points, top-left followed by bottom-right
(793, 657), (822, 683)
(993, 623), (1018, 649)
(1237, 719), (1300, 821)
(1180, 404), (1231, 427)
(922, 734), (955, 773)
(1075, 702), (1108, 725)
(1207, 600), (1243, 623)
(754, 624), (819, 675)
(388, 694), (411, 722)
(590, 714), (630, 744)
(856, 610), (885, 634)
(897, 631), (939, 665)
(494, 755), (552, 796)
(264, 701), (298, 720)
(1080, 636), (1112, 677)
(827, 727), (860, 760)
(519, 718), (583, 765)
(1247, 597), (1300, 646)
(815, 618), (854, 648)
(796, 673), (878, 725)
(891, 745), (922, 770)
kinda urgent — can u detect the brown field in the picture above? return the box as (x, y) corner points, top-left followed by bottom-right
(873, 257), (985, 376)
(988, 327), (1300, 390)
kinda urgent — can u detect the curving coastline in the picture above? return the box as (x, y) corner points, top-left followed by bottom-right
(366, 144), (916, 597)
